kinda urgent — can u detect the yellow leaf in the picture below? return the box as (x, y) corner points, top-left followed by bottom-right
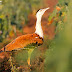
(0, 14), (4, 19)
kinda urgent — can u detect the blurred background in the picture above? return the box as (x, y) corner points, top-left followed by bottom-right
(0, 0), (72, 72)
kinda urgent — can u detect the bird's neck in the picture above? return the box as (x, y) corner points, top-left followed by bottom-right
(35, 17), (43, 38)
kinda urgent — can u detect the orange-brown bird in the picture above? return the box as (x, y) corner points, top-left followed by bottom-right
(0, 7), (50, 66)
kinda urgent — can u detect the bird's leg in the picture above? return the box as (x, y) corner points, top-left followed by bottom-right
(27, 48), (34, 66)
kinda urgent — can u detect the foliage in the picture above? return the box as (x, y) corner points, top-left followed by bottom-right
(45, 0), (72, 72)
(0, 0), (43, 42)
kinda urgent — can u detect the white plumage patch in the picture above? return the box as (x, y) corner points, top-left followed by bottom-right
(35, 23), (43, 38)
(35, 37), (38, 38)
(35, 15), (43, 38)
(35, 7), (49, 38)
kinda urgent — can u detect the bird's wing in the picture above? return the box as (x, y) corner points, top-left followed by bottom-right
(1, 33), (43, 51)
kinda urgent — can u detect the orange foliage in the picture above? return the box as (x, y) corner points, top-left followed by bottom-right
(56, 6), (61, 11)
(48, 18), (54, 25)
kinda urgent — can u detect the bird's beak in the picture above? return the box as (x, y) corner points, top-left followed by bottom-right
(43, 7), (50, 12)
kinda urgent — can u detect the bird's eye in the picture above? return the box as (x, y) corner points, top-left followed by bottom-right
(39, 9), (43, 12)
(40, 9), (42, 10)
(36, 9), (42, 13)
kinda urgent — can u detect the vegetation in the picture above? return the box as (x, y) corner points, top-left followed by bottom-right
(45, 0), (72, 72)
(0, 0), (43, 42)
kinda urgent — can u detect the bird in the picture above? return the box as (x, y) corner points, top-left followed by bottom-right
(0, 7), (50, 66)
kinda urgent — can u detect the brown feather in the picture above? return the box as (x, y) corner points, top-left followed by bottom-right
(1, 33), (43, 51)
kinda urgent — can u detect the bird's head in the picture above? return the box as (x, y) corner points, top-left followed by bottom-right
(36, 7), (50, 18)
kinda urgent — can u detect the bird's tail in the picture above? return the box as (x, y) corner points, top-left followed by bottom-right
(0, 48), (10, 63)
